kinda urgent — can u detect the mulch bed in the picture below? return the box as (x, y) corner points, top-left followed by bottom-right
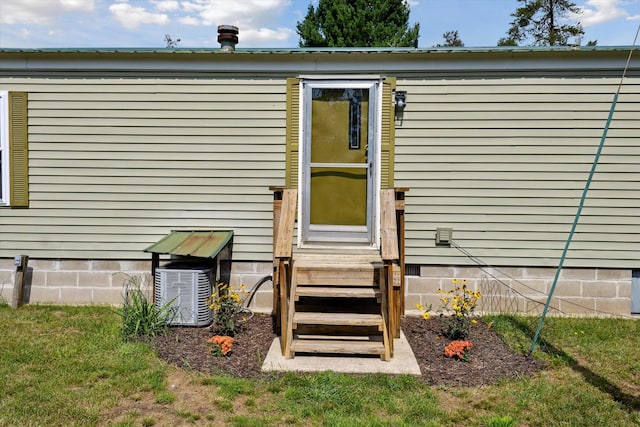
(153, 313), (544, 386)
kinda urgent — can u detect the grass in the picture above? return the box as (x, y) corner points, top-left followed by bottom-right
(0, 303), (638, 426)
(0, 304), (166, 426)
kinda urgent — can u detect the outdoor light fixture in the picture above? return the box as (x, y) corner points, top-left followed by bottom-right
(394, 90), (407, 123)
(394, 91), (407, 109)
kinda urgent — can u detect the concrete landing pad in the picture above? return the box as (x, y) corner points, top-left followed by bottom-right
(261, 332), (421, 375)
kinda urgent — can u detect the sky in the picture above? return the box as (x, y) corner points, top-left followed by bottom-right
(0, 0), (640, 49)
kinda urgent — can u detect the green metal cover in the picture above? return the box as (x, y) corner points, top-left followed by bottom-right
(144, 230), (233, 259)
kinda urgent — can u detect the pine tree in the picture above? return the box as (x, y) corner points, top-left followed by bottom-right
(296, 0), (420, 48)
(498, 0), (584, 46)
(436, 30), (464, 47)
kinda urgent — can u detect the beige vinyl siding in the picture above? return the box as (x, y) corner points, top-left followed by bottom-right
(396, 77), (640, 269)
(0, 78), (286, 261)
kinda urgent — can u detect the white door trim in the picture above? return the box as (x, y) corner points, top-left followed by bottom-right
(298, 78), (382, 249)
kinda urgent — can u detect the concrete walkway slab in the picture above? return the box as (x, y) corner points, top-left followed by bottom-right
(261, 332), (421, 375)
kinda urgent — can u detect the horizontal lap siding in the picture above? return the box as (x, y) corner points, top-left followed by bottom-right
(0, 78), (286, 260)
(396, 77), (640, 269)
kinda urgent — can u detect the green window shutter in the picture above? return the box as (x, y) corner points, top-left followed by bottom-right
(285, 77), (300, 189)
(381, 78), (396, 189)
(9, 92), (29, 207)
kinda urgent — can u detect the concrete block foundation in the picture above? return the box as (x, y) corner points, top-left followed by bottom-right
(407, 266), (632, 317)
(0, 258), (633, 317)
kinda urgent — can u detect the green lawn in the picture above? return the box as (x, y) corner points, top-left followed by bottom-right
(0, 304), (638, 426)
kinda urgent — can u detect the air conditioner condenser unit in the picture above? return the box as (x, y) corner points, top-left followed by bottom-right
(154, 266), (213, 327)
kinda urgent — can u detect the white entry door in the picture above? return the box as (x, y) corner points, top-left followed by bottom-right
(300, 79), (381, 247)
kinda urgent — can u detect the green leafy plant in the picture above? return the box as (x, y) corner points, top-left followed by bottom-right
(438, 279), (481, 339)
(418, 278), (481, 340)
(116, 274), (176, 341)
(208, 283), (250, 336)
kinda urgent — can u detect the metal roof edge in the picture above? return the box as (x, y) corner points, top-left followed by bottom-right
(0, 45), (636, 55)
(1, 45), (637, 75)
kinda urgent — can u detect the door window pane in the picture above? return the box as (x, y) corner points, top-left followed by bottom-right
(310, 88), (369, 164)
(310, 167), (367, 226)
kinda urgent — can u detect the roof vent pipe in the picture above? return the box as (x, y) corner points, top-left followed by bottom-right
(218, 25), (239, 51)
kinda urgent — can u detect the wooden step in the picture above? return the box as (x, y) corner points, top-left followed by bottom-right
(293, 252), (383, 265)
(291, 338), (385, 356)
(294, 260), (382, 271)
(293, 312), (382, 328)
(293, 254), (383, 287)
(284, 251), (391, 361)
(294, 266), (380, 286)
(295, 286), (381, 300)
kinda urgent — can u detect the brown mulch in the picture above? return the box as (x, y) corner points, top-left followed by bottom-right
(403, 316), (544, 386)
(152, 313), (544, 386)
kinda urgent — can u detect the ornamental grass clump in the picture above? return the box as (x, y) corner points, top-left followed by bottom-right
(116, 273), (176, 341)
(208, 283), (250, 337)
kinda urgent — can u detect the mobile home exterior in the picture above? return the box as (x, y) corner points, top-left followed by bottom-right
(0, 46), (638, 316)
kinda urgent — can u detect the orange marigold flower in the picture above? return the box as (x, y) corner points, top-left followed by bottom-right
(444, 340), (473, 359)
(209, 335), (234, 356)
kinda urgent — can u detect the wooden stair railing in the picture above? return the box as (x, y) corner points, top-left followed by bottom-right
(381, 188), (408, 340)
(271, 187), (407, 361)
(395, 188), (408, 318)
(271, 187), (297, 355)
(380, 189), (399, 350)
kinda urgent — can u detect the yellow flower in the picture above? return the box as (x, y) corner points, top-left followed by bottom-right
(416, 303), (424, 311)
(471, 319), (478, 324)
(441, 297), (449, 304)
(422, 312), (430, 320)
